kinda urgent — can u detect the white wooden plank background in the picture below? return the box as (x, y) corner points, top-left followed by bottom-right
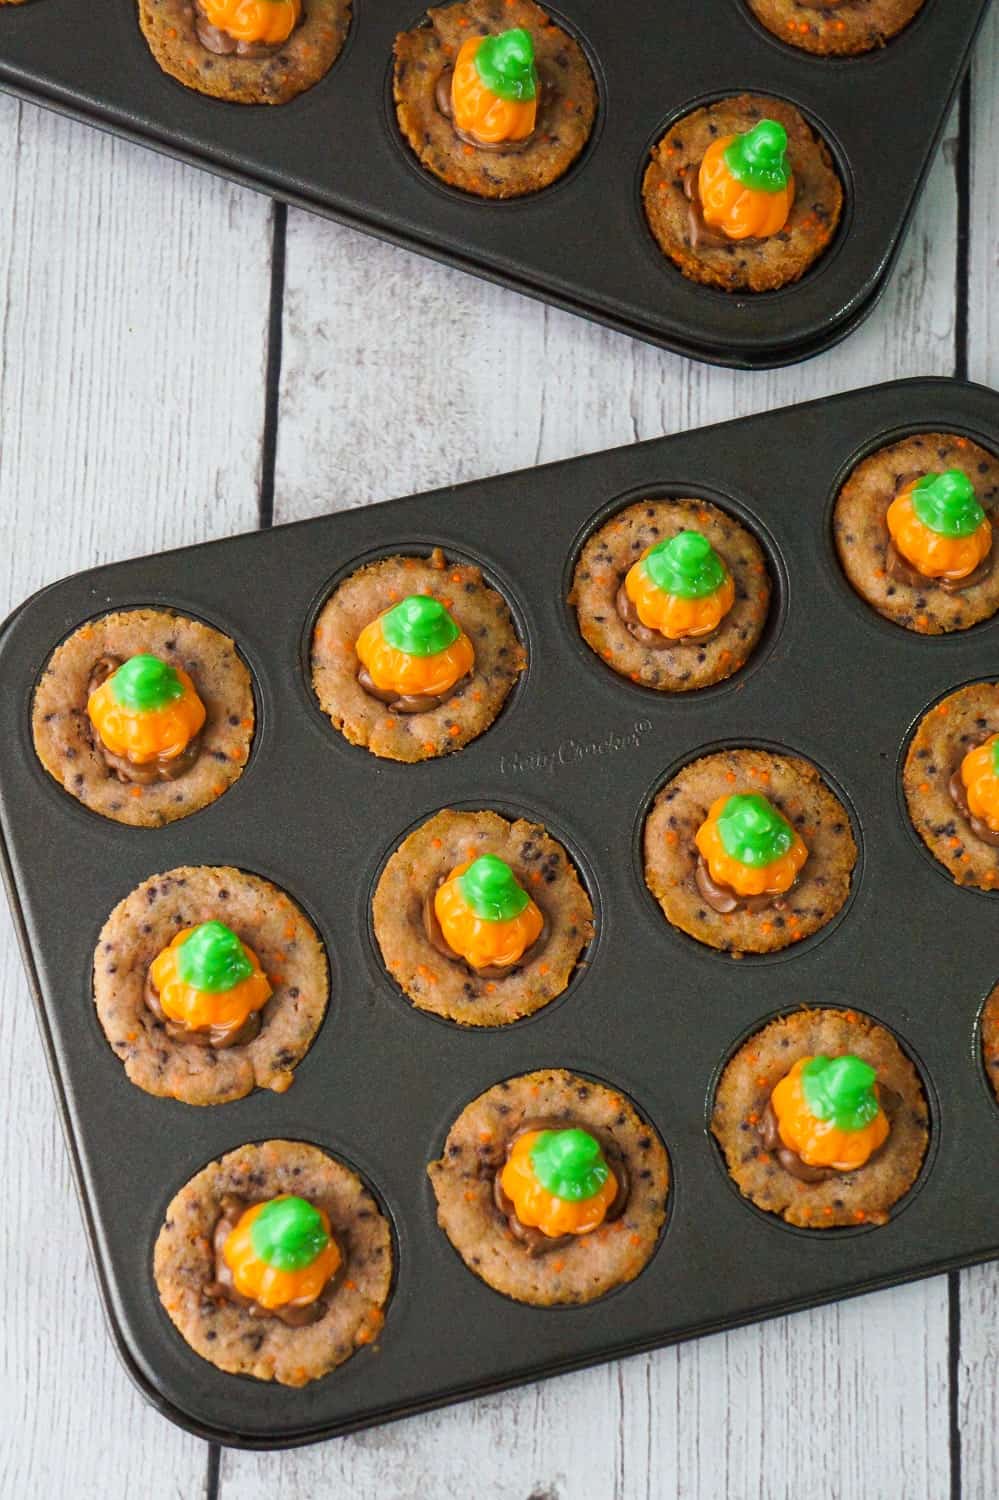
(1, 12), (995, 1491)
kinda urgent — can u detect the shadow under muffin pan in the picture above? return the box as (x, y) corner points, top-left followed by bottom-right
(0, 0), (989, 368)
(5, 376), (999, 1446)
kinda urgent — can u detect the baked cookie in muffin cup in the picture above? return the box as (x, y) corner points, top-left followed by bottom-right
(745, 0), (926, 57)
(138, 0), (351, 104)
(373, 808), (594, 1026)
(903, 681), (999, 892)
(834, 433), (999, 635)
(569, 497), (771, 692)
(32, 608), (253, 828)
(642, 95), (842, 293)
(155, 1140), (391, 1385)
(428, 1069), (669, 1305)
(393, 0), (597, 200)
(94, 866), (328, 1104)
(712, 1008), (929, 1229)
(311, 547), (525, 762)
(643, 748), (858, 957)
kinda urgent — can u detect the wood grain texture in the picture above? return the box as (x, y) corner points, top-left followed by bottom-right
(0, 92), (271, 1499)
(221, 1282), (950, 1499)
(967, 0), (998, 391)
(958, 8), (999, 1495)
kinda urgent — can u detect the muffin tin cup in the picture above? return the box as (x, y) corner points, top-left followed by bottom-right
(4, 375), (999, 1448)
(0, 0), (989, 368)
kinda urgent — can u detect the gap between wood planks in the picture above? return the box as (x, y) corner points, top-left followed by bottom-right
(224, 76), (976, 1500)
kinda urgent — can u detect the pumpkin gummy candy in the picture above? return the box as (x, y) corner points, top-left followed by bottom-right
(886, 469), (992, 583)
(501, 1128), (618, 1237)
(959, 735), (999, 834)
(698, 119), (795, 242)
(434, 854), (543, 970)
(770, 1054), (889, 1172)
(451, 27), (539, 146)
(695, 792), (808, 898)
(88, 653), (206, 765)
(199, 0), (301, 45)
(624, 531), (736, 640)
(356, 595), (475, 700)
(149, 920), (272, 1036)
(223, 1195), (342, 1310)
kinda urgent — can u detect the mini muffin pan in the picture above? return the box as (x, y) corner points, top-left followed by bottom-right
(4, 375), (999, 1449)
(0, 0), (990, 368)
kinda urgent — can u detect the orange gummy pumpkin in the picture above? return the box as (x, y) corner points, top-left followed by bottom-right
(500, 1131), (618, 1237)
(624, 553), (735, 639)
(451, 36), (537, 145)
(960, 735), (999, 834)
(434, 860), (543, 970)
(355, 614), (475, 699)
(695, 795), (808, 898)
(149, 927), (272, 1033)
(87, 668), (205, 764)
(698, 135), (795, 242)
(886, 481), (993, 582)
(199, 0), (301, 44)
(223, 1198), (341, 1310)
(770, 1057), (889, 1171)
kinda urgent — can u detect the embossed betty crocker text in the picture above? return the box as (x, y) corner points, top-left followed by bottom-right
(499, 721), (653, 777)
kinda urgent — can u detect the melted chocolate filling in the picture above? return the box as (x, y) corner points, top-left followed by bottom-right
(615, 578), (723, 649)
(682, 168), (760, 253)
(434, 64), (548, 153)
(491, 1117), (630, 1257)
(87, 655), (202, 785)
(948, 761), (999, 848)
(422, 878), (547, 980)
(144, 968), (262, 1050)
(203, 1194), (339, 1326)
(357, 663), (472, 716)
(758, 1088), (899, 1183)
(694, 854), (794, 916)
(193, 0), (300, 57)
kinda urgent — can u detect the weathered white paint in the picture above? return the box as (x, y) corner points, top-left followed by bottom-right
(0, 93), (271, 1500)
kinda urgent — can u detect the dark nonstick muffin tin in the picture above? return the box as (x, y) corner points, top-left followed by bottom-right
(4, 375), (999, 1449)
(0, 0), (990, 368)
